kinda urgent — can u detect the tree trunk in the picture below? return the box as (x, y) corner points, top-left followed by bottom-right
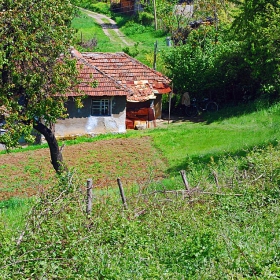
(33, 122), (66, 174)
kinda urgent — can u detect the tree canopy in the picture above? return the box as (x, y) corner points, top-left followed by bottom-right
(162, 0), (280, 104)
(0, 0), (78, 172)
(231, 0), (280, 95)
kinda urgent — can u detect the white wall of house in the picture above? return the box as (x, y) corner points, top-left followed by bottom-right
(54, 96), (126, 138)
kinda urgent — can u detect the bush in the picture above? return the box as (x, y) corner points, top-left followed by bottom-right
(89, 2), (111, 16)
(122, 42), (140, 57)
(122, 21), (153, 36)
(137, 11), (154, 26)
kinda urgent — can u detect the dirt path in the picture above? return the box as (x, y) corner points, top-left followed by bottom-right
(79, 8), (134, 47)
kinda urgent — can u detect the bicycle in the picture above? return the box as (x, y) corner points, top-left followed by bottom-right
(185, 97), (218, 117)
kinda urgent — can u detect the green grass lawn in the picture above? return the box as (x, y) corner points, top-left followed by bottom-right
(72, 11), (170, 71)
(142, 102), (280, 175)
(1, 102), (280, 278)
(72, 13), (124, 52)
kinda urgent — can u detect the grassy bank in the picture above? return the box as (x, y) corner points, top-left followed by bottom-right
(0, 103), (280, 278)
(71, 12), (120, 52)
(1, 143), (279, 278)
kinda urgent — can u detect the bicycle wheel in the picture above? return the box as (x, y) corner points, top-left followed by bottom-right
(185, 106), (198, 117)
(206, 102), (218, 112)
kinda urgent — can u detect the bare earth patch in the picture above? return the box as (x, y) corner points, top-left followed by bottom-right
(0, 136), (167, 201)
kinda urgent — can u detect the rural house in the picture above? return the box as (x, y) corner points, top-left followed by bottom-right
(54, 49), (171, 139)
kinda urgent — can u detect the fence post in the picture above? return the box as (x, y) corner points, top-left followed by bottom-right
(117, 178), (128, 210)
(212, 171), (220, 190)
(180, 170), (191, 199)
(86, 178), (93, 215)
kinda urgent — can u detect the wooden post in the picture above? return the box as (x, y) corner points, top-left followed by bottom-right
(213, 171), (220, 189)
(180, 170), (191, 199)
(153, 0), (157, 30)
(153, 40), (158, 70)
(117, 178), (128, 210)
(168, 84), (173, 124)
(86, 178), (93, 215)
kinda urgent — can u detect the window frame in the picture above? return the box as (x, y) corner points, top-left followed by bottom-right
(91, 98), (112, 116)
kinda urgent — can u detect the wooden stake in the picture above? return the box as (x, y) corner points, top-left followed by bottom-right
(213, 171), (220, 189)
(180, 170), (191, 199)
(86, 178), (93, 215)
(117, 178), (128, 210)
(180, 170), (190, 191)
(153, 40), (158, 70)
(168, 90), (172, 124)
(153, 0), (157, 30)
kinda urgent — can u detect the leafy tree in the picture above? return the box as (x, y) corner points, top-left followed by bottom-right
(231, 0), (280, 96)
(0, 0), (78, 173)
(163, 23), (225, 98)
(154, 0), (232, 45)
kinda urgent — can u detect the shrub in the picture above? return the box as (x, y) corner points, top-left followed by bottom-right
(89, 2), (111, 16)
(137, 11), (154, 26)
(122, 42), (140, 57)
(122, 21), (153, 36)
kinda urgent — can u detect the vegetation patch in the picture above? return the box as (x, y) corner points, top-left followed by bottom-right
(0, 143), (279, 279)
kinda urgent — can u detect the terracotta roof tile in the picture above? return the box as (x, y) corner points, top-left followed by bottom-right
(69, 49), (172, 101)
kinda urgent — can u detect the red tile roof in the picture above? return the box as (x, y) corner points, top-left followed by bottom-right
(69, 49), (131, 97)
(70, 49), (172, 102)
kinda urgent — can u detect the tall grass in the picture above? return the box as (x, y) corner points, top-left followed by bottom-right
(0, 198), (33, 232)
(1, 143), (279, 278)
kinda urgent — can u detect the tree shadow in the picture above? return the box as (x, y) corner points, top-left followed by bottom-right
(203, 100), (277, 124)
(166, 139), (279, 176)
(164, 98), (278, 126)
(161, 112), (205, 124)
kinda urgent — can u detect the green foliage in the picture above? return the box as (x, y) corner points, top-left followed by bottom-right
(122, 42), (140, 58)
(0, 197), (26, 210)
(137, 11), (154, 26)
(0, 0), (78, 149)
(122, 21), (153, 36)
(163, 24), (226, 99)
(231, 0), (280, 96)
(71, 0), (111, 15)
(89, 2), (111, 16)
(161, 0), (280, 103)
(1, 143), (280, 278)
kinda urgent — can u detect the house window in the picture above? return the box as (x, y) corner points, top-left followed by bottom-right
(91, 98), (111, 116)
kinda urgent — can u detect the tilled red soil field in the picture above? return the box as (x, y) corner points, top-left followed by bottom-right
(0, 136), (167, 201)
